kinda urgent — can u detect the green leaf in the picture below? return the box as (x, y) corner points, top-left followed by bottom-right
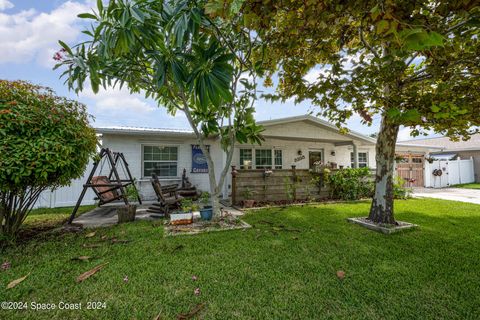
(370, 5), (380, 21)
(426, 31), (444, 47)
(401, 109), (421, 123)
(58, 40), (73, 55)
(376, 20), (389, 34)
(386, 108), (401, 119)
(97, 0), (103, 14)
(77, 13), (97, 20)
(130, 6), (145, 23)
(431, 105), (441, 113)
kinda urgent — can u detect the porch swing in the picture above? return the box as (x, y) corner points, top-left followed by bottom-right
(67, 148), (142, 224)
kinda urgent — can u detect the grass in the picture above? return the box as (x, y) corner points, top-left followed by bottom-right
(1, 199), (480, 319)
(452, 183), (480, 189)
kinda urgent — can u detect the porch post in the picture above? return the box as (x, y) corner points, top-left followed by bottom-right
(291, 165), (297, 201)
(352, 143), (358, 168)
(231, 165), (237, 205)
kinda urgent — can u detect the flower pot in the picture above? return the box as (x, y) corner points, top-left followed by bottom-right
(199, 207), (213, 220)
(170, 212), (193, 225)
(243, 199), (255, 208)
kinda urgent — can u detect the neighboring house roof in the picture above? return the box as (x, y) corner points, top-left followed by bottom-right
(400, 133), (480, 152)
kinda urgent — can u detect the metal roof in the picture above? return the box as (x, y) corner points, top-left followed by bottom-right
(400, 133), (480, 151)
(96, 126), (194, 136)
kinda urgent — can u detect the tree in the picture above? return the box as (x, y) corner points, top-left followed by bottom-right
(0, 80), (97, 239)
(210, 0), (480, 224)
(56, 0), (263, 218)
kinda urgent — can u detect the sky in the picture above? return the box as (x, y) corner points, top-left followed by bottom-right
(0, 0), (419, 141)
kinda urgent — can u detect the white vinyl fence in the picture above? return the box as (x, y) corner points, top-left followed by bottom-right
(424, 157), (475, 188)
(33, 161), (96, 209)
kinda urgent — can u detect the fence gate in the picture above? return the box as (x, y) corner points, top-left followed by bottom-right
(395, 153), (425, 187)
(424, 158), (475, 188)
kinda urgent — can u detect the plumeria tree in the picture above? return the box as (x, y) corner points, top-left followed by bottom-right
(0, 80), (97, 239)
(56, 0), (263, 218)
(208, 0), (480, 224)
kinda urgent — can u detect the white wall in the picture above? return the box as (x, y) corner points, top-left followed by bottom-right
(31, 126), (378, 208)
(230, 139), (375, 170)
(102, 134), (225, 200)
(33, 161), (96, 209)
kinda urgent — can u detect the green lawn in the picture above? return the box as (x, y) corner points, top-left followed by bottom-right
(1, 199), (480, 319)
(453, 183), (480, 190)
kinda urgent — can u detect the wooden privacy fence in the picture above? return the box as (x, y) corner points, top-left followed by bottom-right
(231, 165), (329, 205)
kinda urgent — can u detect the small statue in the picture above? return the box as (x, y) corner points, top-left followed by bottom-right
(182, 168), (193, 189)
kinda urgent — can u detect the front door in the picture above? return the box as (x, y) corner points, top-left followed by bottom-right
(309, 151), (323, 172)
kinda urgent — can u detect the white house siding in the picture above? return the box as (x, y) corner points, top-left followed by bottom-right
(101, 134), (224, 201)
(231, 139), (375, 171)
(223, 120), (377, 197)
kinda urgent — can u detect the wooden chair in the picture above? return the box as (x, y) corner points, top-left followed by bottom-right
(148, 174), (183, 216)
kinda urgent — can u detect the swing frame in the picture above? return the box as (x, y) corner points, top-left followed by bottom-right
(67, 148), (142, 224)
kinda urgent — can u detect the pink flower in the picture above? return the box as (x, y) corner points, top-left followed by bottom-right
(123, 275), (129, 283)
(52, 49), (66, 61)
(1, 261), (11, 271)
(191, 275), (198, 281)
(194, 288), (200, 295)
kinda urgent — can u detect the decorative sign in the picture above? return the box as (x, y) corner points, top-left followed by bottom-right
(191, 145), (209, 173)
(294, 155), (305, 162)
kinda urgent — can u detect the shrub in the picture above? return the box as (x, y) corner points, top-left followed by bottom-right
(393, 176), (412, 199)
(180, 198), (194, 212)
(325, 168), (374, 200)
(0, 80), (97, 239)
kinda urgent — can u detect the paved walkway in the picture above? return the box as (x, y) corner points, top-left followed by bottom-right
(412, 187), (480, 205)
(73, 201), (244, 228)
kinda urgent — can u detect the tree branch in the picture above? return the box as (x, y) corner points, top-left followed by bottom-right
(358, 26), (380, 59)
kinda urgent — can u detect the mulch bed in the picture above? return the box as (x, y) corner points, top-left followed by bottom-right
(164, 215), (251, 237)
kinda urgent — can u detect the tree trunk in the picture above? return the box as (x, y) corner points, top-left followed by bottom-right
(368, 114), (399, 224)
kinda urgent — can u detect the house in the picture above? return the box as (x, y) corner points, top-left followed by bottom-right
(400, 134), (480, 182)
(96, 115), (436, 200)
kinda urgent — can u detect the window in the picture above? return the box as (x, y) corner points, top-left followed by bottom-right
(239, 149), (253, 169)
(255, 149), (272, 169)
(143, 146), (178, 177)
(239, 149), (282, 169)
(274, 150), (283, 169)
(412, 157), (423, 163)
(351, 152), (368, 168)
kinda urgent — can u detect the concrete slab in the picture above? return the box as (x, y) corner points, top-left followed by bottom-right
(347, 217), (417, 234)
(73, 201), (244, 228)
(412, 187), (480, 205)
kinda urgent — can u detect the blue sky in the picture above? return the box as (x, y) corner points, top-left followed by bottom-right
(1, 0), (418, 140)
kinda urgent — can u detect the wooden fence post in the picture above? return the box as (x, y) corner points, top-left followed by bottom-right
(291, 165), (297, 201)
(231, 165), (238, 205)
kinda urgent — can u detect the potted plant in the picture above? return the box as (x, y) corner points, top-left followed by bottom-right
(199, 192), (213, 220)
(170, 198), (194, 225)
(425, 156), (435, 164)
(117, 185), (139, 223)
(242, 187), (255, 208)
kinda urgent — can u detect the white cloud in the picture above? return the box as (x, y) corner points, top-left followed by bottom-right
(0, 1), (91, 66)
(79, 85), (156, 114)
(0, 0), (13, 11)
(303, 67), (329, 84)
